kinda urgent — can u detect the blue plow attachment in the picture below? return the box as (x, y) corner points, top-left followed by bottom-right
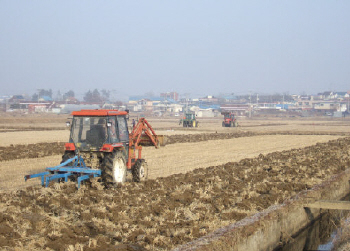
(24, 155), (102, 189)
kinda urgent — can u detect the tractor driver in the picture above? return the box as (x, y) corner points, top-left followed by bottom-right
(97, 118), (108, 143)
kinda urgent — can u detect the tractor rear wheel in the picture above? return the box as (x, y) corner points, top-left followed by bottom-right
(102, 151), (127, 184)
(132, 159), (148, 182)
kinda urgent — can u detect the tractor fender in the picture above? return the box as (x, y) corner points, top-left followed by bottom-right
(100, 143), (125, 152)
(64, 143), (75, 151)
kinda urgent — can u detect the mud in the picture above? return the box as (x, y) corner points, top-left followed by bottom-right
(1, 137), (350, 250)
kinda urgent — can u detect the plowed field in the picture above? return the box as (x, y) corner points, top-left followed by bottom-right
(1, 137), (350, 250)
(1, 114), (350, 250)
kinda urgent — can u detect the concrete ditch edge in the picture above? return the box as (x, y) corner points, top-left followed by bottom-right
(173, 168), (350, 251)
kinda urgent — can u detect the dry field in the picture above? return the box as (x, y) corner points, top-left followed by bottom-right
(1, 113), (350, 250)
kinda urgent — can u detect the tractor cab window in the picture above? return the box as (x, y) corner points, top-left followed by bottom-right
(107, 117), (118, 143)
(185, 113), (195, 120)
(70, 116), (108, 147)
(117, 116), (129, 142)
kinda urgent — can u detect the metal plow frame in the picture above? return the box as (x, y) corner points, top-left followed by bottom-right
(24, 156), (101, 189)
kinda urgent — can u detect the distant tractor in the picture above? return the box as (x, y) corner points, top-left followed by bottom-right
(25, 109), (162, 188)
(180, 111), (198, 127)
(221, 111), (238, 127)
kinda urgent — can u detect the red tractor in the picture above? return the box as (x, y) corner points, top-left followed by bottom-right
(25, 109), (163, 188)
(221, 111), (238, 127)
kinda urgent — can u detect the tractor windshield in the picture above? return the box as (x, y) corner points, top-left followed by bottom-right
(185, 113), (195, 120)
(70, 116), (108, 149)
(223, 113), (234, 119)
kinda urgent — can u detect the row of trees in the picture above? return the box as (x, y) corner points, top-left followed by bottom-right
(32, 89), (75, 101)
(31, 89), (296, 104)
(83, 89), (110, 103)
(31, 89), (112, 103)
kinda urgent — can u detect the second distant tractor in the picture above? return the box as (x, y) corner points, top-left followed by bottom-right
(221, 111), (238, 127)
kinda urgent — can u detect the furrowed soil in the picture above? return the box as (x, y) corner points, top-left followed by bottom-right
(1, 114), (350, 250)
(1, 137), (350, 250)
(0, 134), (340, 190)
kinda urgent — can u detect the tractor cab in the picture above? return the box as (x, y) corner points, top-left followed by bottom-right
(185, 112), (196, 121)
(68, 110), (129, 152)
(223, 112), (235, 122)
(223, 113), (231, 119)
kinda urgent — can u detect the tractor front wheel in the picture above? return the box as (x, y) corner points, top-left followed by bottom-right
(102, 151), (127, 184)
(132, 159), (148, 182)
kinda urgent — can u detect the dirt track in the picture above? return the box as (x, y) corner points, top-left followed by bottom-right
(1, 137), (350, 250)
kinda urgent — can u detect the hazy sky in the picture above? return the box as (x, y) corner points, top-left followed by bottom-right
(1, 1), (349, 99)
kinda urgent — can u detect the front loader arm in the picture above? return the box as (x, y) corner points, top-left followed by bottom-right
(127, 117), (160, 169)
(130, 118), (160, 148)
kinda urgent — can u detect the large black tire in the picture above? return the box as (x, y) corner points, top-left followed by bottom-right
(132, 159), (148, 182)
(61, 151), (75, 165)
(102, 151), (127, 184)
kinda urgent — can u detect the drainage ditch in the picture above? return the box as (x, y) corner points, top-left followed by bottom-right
(174, 169), (350, 251)
(275, 208), (345, 251)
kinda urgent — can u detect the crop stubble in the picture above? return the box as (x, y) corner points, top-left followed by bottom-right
(0, 116), (350, 250)
(0, 135), (340, 191)
(143, 135), (340, 179)
(1, 137), (350, 250)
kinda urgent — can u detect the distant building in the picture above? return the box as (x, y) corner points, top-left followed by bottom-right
(220, 104), (249, 116)
(8, 95), (26, 102)
(160, 92), (179, 101)
(39, 96), (53, 102)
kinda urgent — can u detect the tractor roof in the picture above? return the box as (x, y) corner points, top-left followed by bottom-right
(71, 109), (128, 116)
